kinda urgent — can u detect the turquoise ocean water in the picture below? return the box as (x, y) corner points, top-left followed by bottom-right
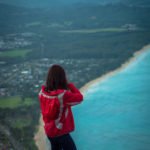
(72, 48), (150, 150)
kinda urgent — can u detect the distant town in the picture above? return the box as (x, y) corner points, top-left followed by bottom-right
(0, 57), (110, 98)
(0, 23), (139, 50)
(0, 32), (35, 50)
(0, 22), (141, 98)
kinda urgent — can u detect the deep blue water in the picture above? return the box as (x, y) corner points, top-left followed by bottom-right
(72, 48), (150, 150)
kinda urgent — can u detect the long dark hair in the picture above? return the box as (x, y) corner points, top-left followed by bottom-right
(45, 64), (68, 91)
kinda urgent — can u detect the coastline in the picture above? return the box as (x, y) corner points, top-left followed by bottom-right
(34, 44), (150, 150)
(80, 44), (150, 93)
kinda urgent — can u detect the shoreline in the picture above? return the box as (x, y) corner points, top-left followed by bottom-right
(34, 116), (48, 150)
(80, 44), (150, 93)
(34, 44), (150, 150)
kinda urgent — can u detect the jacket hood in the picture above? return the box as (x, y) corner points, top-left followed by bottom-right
(41, 85), (65, 96)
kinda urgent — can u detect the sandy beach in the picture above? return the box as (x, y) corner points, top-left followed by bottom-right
(34, 116), (49, 150)
(34, 44), (150, 150)
(80, 44), (150, 93)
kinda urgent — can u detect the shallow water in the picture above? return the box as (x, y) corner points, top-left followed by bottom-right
(72, 48), (150, 150)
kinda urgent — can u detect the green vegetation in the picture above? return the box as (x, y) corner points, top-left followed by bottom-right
(64, 21), (73, 26)
(0, 96), (35, 108)
(26, 22), (41, 27)
(11, 118), (31, 129)
(0, 49), (31, 58)
(60, 28), (129, 34)
(0, 101), (39, 150)
(47, 23), (64, 28)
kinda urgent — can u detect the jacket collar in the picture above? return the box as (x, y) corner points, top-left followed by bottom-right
(41, 85), (65, 96)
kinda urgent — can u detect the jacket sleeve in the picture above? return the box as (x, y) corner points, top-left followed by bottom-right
(63, 83), (83, 106)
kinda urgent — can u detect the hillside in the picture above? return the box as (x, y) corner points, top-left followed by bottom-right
(0, 3), (150, 61)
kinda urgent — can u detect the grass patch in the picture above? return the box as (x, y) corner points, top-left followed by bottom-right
(0, 49), (32, 58)
(26, 22), (41, 27)
(0, 96), (35, 109)
(60, 28), (129, 34)
(47, 23), (64, 28)
(11, 118), (31, 129)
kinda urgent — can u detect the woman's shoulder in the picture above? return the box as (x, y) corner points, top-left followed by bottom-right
(40, 85), (69, 96)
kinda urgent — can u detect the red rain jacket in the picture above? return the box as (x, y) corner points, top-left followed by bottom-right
(39, 83), (83, 137)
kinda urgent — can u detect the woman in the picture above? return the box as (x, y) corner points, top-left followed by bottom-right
(39, 64), (83, 150)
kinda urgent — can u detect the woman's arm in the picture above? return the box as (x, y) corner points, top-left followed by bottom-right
(64, 83), (83, 106)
